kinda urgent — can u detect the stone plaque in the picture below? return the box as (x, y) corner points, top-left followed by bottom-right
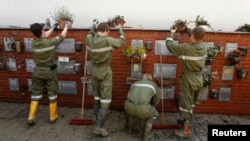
(9, 78), (19, 91)
(25, 59), (36, 72)
(224, 42), (238, 58)
(202, 42), (214, 48)
(131, 63), (142, 78)
(219, 87), (231, 101)
(198, 86), (208, 100)
(58, 80), (77, 94)
(7, 58), (17, 71)
(57, 60), (76, 74)
(56, 38), (75, 53)
(154, 63), (177, 79)
(4, 37), (15, 51)
(159, 86), (175, 99)
(221, 66), (234, 80)
(87, 83), (93, 96)
(24, 38), (33, 52)
(28, 79), (32, 91)
(155, 40), (178, 56)
(202, 65), (211, 73)
(86, 61), (92, 76)
(131, 39), (143, 47)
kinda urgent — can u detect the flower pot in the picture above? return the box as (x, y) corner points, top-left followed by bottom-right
(58, 20), (73, 28)
(115, 20), (125, 27)
(126, 57), (143, 63)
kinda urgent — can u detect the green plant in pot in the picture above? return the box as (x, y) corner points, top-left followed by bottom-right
(228, 49), (242, 65)
(114, 15), (125, 27)
(206, 45), (221, 65)
(123, 46), (146, 62)
(50, 6), (75, 28)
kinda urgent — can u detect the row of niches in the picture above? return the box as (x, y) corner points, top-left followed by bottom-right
(128, 39), (247, 66)
(3, 37), (83, 53)
(160, 86), (231, 101)
(8, 78), (77, 95)
(2, 58), (83, 74)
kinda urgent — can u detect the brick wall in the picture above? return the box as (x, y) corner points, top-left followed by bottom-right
(0, 28), (250, 115)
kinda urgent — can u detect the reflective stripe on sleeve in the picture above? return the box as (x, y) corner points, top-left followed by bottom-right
(166, 37), (173, 41)
(87, 46), (113, 52)
(33, 46), (55, 52)
(178, 55), (207, 61)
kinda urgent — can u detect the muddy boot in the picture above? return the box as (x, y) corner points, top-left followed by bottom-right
(49, 101), (58, 124)
(174, 123), (193, 140)
(142, 118), (154, 141)
(93, 108), (109, 137)
(176, 117), (186, 128)
(27, 101), (39, 125)
(125, 114), (132, 134)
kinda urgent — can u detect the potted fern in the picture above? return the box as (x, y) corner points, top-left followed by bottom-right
(50, 6), (75, 28)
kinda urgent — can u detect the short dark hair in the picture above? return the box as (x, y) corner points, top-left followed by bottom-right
(192, 27), (205, 41)
(97, 22), (110, 32)
(30, 23), (45, 37)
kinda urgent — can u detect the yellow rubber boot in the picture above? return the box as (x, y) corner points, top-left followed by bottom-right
(27, 101), (39, 125)
(49, 101), (58, 124)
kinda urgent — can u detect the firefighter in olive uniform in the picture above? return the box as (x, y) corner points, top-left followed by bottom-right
(165, 26), (207, 139)
(28, 21), (70, 125)
(124, 74), (160, 141)
(85, 20), (125, 137)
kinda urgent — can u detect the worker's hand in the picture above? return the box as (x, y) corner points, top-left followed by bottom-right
(52, 23), (58, 29)
(116, 25), (123, 30)
(170, 27), (177, 33)
(92, 19), (99, 29)
(65, 21), (71, 28)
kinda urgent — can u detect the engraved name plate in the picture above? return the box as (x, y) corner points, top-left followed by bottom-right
(202, 42), (214, 48)
(154, 63), (177, 79)
(198, 86), (208, 100)
(24, 38), (33, 52)
(4, 37), (15, 51)
(28, 79), (32, 91)
(131, 39), (143, 47)
(56, 38), (75, 53)
(58, 81), (77, 94)
(7, 58), (17, 71)
(87, 82), (93, 96)
(131, 63), (142, 78)
(159, 86), (175, 99)
(219, 87), (231, 101)
(57, 60), (76, 74)
(155, 40), (178, 56)
(9, 78), (19, 91)
(224, 42), (238, 58)
(86, 61), (92, 76)
(26, 59), (36, 72)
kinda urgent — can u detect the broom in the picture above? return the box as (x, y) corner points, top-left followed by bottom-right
(69, 47), (93, 125)
(152, 55), (180, 129)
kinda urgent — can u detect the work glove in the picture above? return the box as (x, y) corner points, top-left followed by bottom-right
(65, 21), (71, 28)
(52, 23), (58, 29)
(92, 19), (99, 29)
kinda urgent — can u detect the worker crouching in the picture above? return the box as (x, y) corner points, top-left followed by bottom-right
(124, 74), (160, 141)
